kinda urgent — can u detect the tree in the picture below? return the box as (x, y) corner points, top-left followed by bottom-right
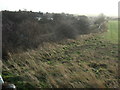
(94, 14), (107, 32)
(94, 13), (106, 25)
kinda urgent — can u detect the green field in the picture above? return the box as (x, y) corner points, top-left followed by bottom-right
(102, 20), (118, 43)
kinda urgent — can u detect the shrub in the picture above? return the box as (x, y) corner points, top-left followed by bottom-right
(55, 24), (78, 40)
(74, 15), (90, 34)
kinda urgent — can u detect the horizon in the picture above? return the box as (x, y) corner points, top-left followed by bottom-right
(0, 0), (119, 17)
(1, 10), (118, 18)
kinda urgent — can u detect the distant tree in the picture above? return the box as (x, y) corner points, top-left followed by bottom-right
(94, 14), (107, 32)
(94, 13), (106, 25)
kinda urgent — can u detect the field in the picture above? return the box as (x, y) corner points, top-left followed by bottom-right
(2, 20), (119, 89)
(101, 20), (118, 43)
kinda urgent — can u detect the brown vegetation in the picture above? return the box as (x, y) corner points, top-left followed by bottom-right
(2, 11), (107, 60)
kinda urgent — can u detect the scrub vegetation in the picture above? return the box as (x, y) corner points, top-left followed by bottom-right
(2, 10), (118, 89)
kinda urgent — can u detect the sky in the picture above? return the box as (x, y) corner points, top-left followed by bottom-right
(0, 0), (119, 17)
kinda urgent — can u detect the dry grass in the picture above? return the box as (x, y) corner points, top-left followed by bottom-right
(2, 32), (118, 89)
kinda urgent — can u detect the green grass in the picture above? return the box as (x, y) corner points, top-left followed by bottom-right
(102, 20), (118, 43)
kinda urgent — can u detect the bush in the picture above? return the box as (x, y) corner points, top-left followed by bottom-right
(74, 16), (90, 34)
(55, 24), (78, 40)
(2, 11), (104, 60)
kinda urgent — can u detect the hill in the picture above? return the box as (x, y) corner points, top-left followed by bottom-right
(1, 11), (118, 89)
(2, 20), (118, 89)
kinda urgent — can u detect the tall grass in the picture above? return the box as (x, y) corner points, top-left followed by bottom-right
(2, 33), (118, 88)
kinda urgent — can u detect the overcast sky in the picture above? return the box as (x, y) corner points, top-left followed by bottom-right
(0, 0), (119, 16)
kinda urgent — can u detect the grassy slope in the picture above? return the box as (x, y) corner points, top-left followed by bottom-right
(2, 20), (118, 89)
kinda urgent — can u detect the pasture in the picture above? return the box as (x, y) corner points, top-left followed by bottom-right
(102, 20), (118, 43)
